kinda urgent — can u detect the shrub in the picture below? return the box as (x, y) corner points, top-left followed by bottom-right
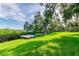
(0, 29), (24, 43)
(66, 20), (79, 32)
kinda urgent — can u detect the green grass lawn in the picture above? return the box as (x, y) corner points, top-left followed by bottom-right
(0, 29), (24, 35)
(0, 32), (79, 56)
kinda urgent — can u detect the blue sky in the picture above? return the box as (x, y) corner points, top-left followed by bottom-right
(0, 3), (45, 29)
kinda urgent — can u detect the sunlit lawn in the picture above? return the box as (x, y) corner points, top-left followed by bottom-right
(0, 32), (79, 56)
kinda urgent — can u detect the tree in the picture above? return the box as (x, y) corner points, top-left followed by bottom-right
(42, 3), (79, 32)
(42, 4), (56, 33)
(66, 20), (79, 31)
(42, 3), (65, 33)
(24, 3), (79, 34)
(62, 3), (79, 22)
(32, 11), (43, 33)
(24, 21), (29, 32)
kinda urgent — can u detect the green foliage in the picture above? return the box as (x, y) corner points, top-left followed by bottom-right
(23, 3), (79, 33)
(62, 3), (79, 22)
(24, 21), (29, 32)
(0, 32), (79, 56)
(28, 11), (43, 33)
(0, 29), (24, 43)
(66, 20), (79, 31)
(43, 3), (79, 32)
(48, 20), (65, 32)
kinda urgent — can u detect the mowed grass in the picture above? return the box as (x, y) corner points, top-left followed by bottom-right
(0, 32), (79, 56)
(0, 29), (24, 35)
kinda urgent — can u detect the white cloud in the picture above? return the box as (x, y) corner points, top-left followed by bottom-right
(0, 3), (45, 24)
(0, 3), (27, 22)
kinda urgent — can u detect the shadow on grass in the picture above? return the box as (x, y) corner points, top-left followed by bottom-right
(50, 34), (79, 56)
(0, 41), (50, 56)
(0, 33), (79, 56)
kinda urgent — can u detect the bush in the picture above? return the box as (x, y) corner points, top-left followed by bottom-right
(66, 20), (79, 32)
(48, 20), (65, 32)
(0, 29), (24, 43)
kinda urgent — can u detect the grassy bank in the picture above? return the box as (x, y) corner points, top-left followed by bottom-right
(0, 32), (79, 56)
(0, 29), (24, 42)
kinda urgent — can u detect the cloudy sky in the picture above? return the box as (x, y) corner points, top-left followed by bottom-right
(0, 3), (45, 29)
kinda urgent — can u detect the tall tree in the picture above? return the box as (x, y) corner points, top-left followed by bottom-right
(62, 3), (79, 22)
(24, 21), (29, 32)
(32, 11), (43, 33)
